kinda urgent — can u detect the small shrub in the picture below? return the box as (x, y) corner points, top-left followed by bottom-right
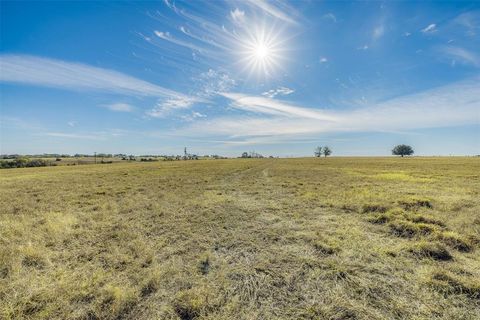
(406, 241), (452, 261)
(198, 254), (210, 275)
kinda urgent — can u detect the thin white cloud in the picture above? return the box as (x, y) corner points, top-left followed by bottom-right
(221, 92), (337, 121)
(0, 55), (187, 99)
(45, 132), (105, 140)
(154, 30), (207, 52)
(147, 97), (196, 118)
(373, 25), (385, 40)
(195, 69), (236, 97)
(441, 46), (480, 67)
(319, 57), (328, 63)
(453, 11), (479, 36)
(183, 78), (480, 142)
(262, 87), (295, 98)
(67, 121), (76, 127)
(181, 111), (207, 122)
(103, 103), (135, 112)
(244, 0), (298, 25)
(421, 23), (437, 33)
(322, 13), (337, 23)
(230, 8), (245, 24)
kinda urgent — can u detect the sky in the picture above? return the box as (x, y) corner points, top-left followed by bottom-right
(0, 0), (479, 157)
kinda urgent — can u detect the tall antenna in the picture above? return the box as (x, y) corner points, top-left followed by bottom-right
(184, 147), (187, 157)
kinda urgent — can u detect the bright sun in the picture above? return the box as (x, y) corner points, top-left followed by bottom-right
(254, 43), (270, 60)
(235, 24), (287, 77)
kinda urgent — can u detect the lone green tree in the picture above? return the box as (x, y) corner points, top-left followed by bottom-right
(323, 146), (332, 157)
(392, 144), (414, 157)
(314, 146), (323, 157)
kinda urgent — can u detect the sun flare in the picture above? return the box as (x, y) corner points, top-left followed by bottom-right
(235, 24), (287, 78)
(254, 43), (270, 60)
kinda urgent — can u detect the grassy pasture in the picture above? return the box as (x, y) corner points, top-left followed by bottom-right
(0, 157), (479, 319)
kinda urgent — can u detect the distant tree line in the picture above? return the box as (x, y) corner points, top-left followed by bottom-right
(0, 158), (55, 169)
(240, 151), (264, 158)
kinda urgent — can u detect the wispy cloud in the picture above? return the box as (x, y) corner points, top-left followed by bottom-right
(181, 111), (207, 122)
(453, 11), (479, 36)
(262, 86), (294, 98)
(230, 8), (245, 24)
(440, 46), (480, 67)
(221, 92), (337, 121)
(67, 121), (76, 127)
(319, 57), (328, 63)
(421, 23), (437, 34)
(0, 55), (188, 99)
(184, 79), (480, 142)
(45, 132), (105, 140)
(147, 97), (196, 118)
(322, 13), (337, 23)
(154, 30), (207, 52)
(194, 69), (236, 97)
(244, 0), (298, 25)
(103, 103), (135, 112)
(373, 25), (385, 40)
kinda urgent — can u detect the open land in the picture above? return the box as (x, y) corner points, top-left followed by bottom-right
(1, 157), (479, 319)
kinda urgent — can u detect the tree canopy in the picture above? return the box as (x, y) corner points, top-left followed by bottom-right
(392, 144), (414, 157)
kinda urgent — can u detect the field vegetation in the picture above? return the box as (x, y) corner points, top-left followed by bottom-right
(0, 157), (479, 319)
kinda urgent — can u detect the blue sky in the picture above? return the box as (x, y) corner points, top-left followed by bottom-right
(0, 0), (479, 156)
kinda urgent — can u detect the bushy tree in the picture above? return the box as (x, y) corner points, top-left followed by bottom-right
(392, 144), (414, 157)
(314, 146), (332, 157)
(323, 146), (332, 157)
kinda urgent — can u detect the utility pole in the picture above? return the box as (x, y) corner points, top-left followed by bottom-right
(94, 152), (97, 164)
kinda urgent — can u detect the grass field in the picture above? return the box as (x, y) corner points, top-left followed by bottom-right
(1, 157), (479, 319)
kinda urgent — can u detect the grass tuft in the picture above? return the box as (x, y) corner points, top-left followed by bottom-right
(398, 198), (433, 210)
(406, 214), (445, 227)
(389, 220), (437, 238)
(313, 241), (339, 255)
(361, 203), (388, 213)
(101, 285), (138, 318)
(20, 245), (48, 269)
(173, 288), (211, 320)
(437, 231), (473, 252)
(427, 271), (480, 299)
(406, 241), (453, 261)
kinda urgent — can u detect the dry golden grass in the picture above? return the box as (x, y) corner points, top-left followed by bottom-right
(0, 157), (479, 319)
